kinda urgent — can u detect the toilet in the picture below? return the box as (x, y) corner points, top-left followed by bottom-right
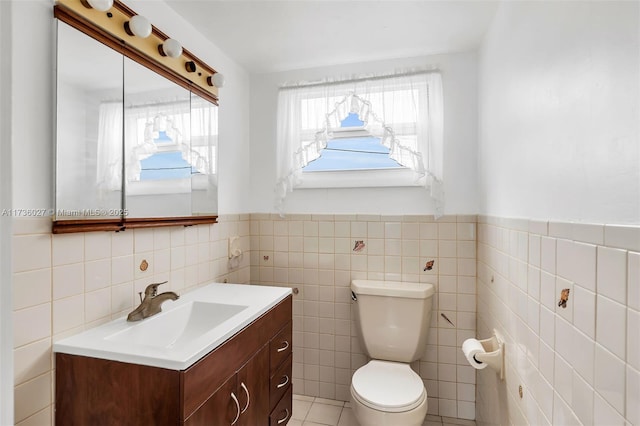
(350, 279), (435, 426)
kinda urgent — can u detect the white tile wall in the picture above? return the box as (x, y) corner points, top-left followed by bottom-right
(627, 364), (640, 425)
(597, 246), (628, 304)
(11, 215), (251, 425)
(13, 213), (636, 425)
(250, 214), (477, 420)
(629, 308), (640, 372)
(629, 252), (640, 312)
(476, 216), (639, 426)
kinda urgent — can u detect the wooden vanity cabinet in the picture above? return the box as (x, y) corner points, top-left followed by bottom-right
(55, 295), (292, 426)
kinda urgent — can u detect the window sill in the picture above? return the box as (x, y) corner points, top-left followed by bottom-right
(295, 168), (423, 189)
(127, 174), (214, 196)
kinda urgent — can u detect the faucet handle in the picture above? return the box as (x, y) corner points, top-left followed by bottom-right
(144, 281), (169, 297)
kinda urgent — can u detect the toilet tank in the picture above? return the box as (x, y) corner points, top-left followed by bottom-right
(351, 280), (435, 363)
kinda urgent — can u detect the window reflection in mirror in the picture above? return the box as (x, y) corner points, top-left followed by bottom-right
(55, 21), (123, 220)
(123, 58), (192, 218)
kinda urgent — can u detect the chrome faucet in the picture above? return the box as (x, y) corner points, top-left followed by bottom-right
(127, 281), (179, 322)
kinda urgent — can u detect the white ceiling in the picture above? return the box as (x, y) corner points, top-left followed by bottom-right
(166, 0), (500, 74)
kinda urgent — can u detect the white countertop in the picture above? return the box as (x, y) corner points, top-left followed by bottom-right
(53, 283), (291, 370)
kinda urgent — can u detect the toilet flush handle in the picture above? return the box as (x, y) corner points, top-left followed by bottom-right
(351, 291), (357, 301)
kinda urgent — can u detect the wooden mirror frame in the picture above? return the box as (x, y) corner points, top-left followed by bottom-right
(53, 0), (219, 234)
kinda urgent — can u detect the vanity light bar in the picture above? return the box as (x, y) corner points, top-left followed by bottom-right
(55, 0), (221, 104)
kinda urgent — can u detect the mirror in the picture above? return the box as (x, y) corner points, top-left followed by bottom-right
(56, 20), (124, 220)
(55, 21), (218, 228)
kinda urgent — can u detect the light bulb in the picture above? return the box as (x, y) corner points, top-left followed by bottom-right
(207, 73), (225, 88)
(83, 0), (113, 12)
(158, 39), (182, 58)
(125, 15), (152, 38)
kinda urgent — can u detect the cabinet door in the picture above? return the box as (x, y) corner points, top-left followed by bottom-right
(184, 374), (238, 426)
(237, 344), (270, 425)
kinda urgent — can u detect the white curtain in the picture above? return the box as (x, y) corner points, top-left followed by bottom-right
(190, 96), (218, 178)
(96, 101), (123, 191)
(275, 71), (444, 215)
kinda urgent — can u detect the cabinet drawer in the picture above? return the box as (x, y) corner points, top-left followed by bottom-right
(269, 321), (292, 371)
(269, 386), (292, 426)
(269, 353), (292, 410)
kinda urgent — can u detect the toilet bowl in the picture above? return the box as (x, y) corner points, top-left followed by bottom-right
(350, 280), (435, 426)
(350, 360), (427, 426)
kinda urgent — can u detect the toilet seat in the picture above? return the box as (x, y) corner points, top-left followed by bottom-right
(351, 360), (426, 413)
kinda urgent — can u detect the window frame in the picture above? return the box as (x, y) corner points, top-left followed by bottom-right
(297, 168), (423, 189)
(275, 70), (444, 214)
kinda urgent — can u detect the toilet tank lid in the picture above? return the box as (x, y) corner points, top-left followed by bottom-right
(351, 280), (435, 299)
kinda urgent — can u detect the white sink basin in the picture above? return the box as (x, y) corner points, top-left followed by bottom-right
(105, 301), (249, 348)
(53, 283), (291, 370)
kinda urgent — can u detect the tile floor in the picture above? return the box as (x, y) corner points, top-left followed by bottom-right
(289, 395), (477, 426)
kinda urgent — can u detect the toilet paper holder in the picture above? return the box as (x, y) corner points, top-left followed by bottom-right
(472, 330), (505, 380)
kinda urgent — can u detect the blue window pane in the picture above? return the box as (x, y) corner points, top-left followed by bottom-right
(304, 137), (402, 171)
(326, 137), (390, 154)
(140, 168), (192, 180)
(303, 149), (401, 171)
(140, 151), (194, 180)
(340, 113), (364, 127)
(154, 130), (172, 143)
(302, 113), (405, 172)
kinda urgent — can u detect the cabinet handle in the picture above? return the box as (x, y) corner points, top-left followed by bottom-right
(230, 392), (240, 425)
(240, 382), (250, 414)
(276, 340), (289, 353)
(276, 374), (289, 389)
(276, 408), (290, 424)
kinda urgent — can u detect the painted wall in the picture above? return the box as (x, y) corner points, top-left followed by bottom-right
(10, 0), (54, 213)
(476, 1), (640, 425)
(477, 0), (640, 225)
(249, 52), (479, 216)
(0, 1), (14, 424)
